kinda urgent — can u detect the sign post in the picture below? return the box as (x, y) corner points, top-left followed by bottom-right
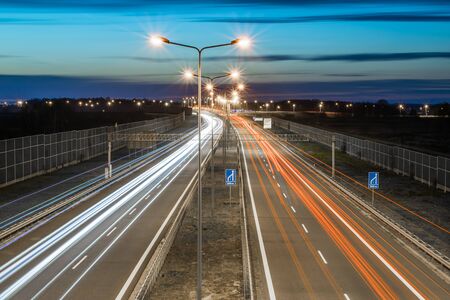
(368, 172), (379, 206)
(225, 169), (237, 206)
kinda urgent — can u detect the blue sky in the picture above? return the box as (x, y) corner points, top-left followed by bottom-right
(1, 0), (450, 102)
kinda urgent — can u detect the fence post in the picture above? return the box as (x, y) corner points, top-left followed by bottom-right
(331, 135), (336, 178)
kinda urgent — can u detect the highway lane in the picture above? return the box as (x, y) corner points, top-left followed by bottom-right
(0, 119), (198, 232)
(0, 113), (223, 299)
(233, 116), (449, 300)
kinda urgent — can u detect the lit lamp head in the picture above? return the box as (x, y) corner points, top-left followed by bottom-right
(237, 83), (245, 91)
(230, 69), (241, 80)
(149, 35), (170, 47)
(231, 36), (251, 49)
(183, 69), (195, 80)
(206, 83), (214, 91)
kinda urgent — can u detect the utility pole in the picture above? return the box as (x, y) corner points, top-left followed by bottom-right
(331, 136), (335, 178)
(105, 141), (112, 179)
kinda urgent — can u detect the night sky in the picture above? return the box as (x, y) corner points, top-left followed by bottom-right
(1, 0), (450, 103)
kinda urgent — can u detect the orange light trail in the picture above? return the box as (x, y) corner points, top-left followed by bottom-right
(233, 115), (429, 299)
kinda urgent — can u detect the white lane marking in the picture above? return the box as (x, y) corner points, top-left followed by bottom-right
(290, 206), (296, 213)
(106, 227), (117, 237)
(116, 163), (201, 299)
(276, 183), (280, 188)
(302, 224), (309, 233)
(344, 293), (351, 300)
(318, 250), (328, 264)
(63, 115), (219, 300)
(128, 208), (136, 215)
(157, 184), (161, 189)
(280, 149), (425, 300)
(272, 175), (276, 180)
(144, 195), (150, 200)
(239, 139), (276, 300)
(282, 192), (287, 199)
(71, 255), (87, 270)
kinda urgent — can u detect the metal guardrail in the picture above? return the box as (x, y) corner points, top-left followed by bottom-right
(271, 117), (450, 192)
(0, 114), (184, 188)
(236, 128), (255, 300)
(0, 139), (182, 243)
(130, 129), (222, 300)
(275, 137), (450, 271)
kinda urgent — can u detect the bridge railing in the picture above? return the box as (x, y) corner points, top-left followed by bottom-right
(0, 113), (184, 188)
(272, 117), (450, 192)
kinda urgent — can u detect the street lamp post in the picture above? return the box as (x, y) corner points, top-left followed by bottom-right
(185, 70), (240, 219)
(150, 35), (249, 300)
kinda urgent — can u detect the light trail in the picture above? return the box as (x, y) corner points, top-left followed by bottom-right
(0, 127), (196, 231)
(234, 116), (430, 299)
(0, 113), (222, 298)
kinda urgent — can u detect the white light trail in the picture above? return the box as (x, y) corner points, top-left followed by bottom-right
(0, 113), (222, 298)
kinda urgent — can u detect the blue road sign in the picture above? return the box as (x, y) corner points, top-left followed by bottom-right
(368, 172), (379, 189)
(225, 169), (237, 185)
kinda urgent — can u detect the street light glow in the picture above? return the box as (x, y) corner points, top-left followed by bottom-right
(237, 83), (245, 91)
(183, 69), (194, 80)
(206, 83), (214, 91)
(230, 69), (241, 80)
(149, 35), (170, 47)
(232, 36), (251, 49)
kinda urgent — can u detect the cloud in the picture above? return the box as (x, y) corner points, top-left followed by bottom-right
(102, 56), (187, 63)
(192, 12), (450, 23)
(0, 54), (22, 59)
(204, 52), (450, 62)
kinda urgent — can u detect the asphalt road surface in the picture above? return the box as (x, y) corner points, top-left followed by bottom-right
(233, 115), (449, 300)
(0, 113), (223, 299)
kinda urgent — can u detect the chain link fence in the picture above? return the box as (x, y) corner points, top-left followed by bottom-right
(0, 114), (184, 187)
(273, 118), (450, 192)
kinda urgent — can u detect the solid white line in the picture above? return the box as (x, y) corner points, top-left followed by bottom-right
(106, 227), (117, 237)
(31, 114), (220, 300)
(290, 206), (296, 213)
(344, 293), (351, 300)
(279, 149), (425, 300)
(71, 255), (87, 270)
(115, 167), (199, 300)
(276, 183), (280, 188)
(301, 224), (309, 233)
(128, 208), (136, 215)
(318, 250), (328, 264)
(282, 192), (287, 199)
(67, 116), (219, 300)
(240, 138), (276, 300)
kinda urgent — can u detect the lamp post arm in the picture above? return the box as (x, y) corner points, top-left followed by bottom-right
(200, 42), (234, 52)
(167, 41), (200, 52)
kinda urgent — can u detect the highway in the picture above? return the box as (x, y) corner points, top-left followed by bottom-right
(0, 113), (223, 299)
(233, 116), (449, 300)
